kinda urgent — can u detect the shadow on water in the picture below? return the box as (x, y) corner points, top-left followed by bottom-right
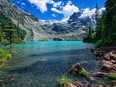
(4, 49), (98, 72)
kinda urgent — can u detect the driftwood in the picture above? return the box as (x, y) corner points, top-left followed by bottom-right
(94, 72), (107, 77)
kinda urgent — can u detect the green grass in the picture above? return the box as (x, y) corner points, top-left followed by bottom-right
(58, 75), (73, 86)
(78, 69), (89, 77)
(106, 73), (116, 80)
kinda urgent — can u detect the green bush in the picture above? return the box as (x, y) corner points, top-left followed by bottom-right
(0, 48), (11, 66)
(78, 69), (89, 77)
(106, 73), (116, 80)
(58, 75), (73, 86)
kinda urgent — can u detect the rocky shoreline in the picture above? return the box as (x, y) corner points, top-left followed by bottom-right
(60, 46), (116, 87)
(92, 46), (116, 73)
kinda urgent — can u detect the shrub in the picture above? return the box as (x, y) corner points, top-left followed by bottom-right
(0, 48), (11, 66)
(78, 69), (89, 77)
(106, 73), (116, 80)
(58, 75), (73, 86)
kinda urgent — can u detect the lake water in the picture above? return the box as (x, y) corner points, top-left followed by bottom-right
(0, 41), (101, 87)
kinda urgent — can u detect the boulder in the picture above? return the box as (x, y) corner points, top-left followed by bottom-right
(94, 51), (103, 57)
(91, 85), (105, 87)
(69, 63), (83, 74)
(73, 81), (84, 87)
(101, 60), (113, 71)
(102, 53), (110, 61)
(111, 64), (116, 71)
(105, 85), (112, 87)
(111, 60), (116, 64)
(83, 83), (89, 87)
(88, 76), (95, 81)
(64, 82), (76, 87)
(109, 51), (116, 61)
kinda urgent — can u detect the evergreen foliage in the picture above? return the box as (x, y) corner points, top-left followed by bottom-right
(95, 0), (116, 47)
(0, 13), (26, 44)
(83, 0), (116, 47)
(4, 17), (16, 50)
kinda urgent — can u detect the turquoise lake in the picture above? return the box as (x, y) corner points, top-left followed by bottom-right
(0, 41), (100, 87)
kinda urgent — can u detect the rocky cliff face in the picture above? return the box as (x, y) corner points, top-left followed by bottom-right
(68, 12), (96, 29)
(0, 0), (51, 41)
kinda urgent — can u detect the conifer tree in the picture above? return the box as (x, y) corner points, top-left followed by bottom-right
(0, 23), (4, 43)
(4, 17), (16, 52)
(95, 0), (116, 46)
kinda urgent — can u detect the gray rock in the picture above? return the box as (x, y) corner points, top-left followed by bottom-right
(64, 82), (76, 87)
(69, 63), (83, 74)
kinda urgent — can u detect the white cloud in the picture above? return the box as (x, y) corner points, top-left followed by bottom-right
(52, 14), (56, 17)
(60, 17), (69, 23)
(80, 8), (96, 18)
(49, 0), (55, 4)
(53, 1), (64, 8)
(28, 0), (54, 13)
(80, 7), (106, 18)
(62, 1), (79, 18)
(51, 8), (62, 14)
(21, 2), (26, 6)
(51, 0), (79, 18)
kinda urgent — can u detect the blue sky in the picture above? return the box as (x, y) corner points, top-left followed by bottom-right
(11, 0), (106, 21)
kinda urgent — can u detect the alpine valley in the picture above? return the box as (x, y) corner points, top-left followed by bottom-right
(0, 0), (105, 41)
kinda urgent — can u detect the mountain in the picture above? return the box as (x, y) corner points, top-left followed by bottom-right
(0, 0), (105, 41)
(40, 12), (100, 41)
(68, 12), (96, 30)
(0, 0), (51, 41)
(40, 20), (60, 25)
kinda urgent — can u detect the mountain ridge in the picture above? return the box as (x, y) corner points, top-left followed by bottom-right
(0, 0), (105, 41)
